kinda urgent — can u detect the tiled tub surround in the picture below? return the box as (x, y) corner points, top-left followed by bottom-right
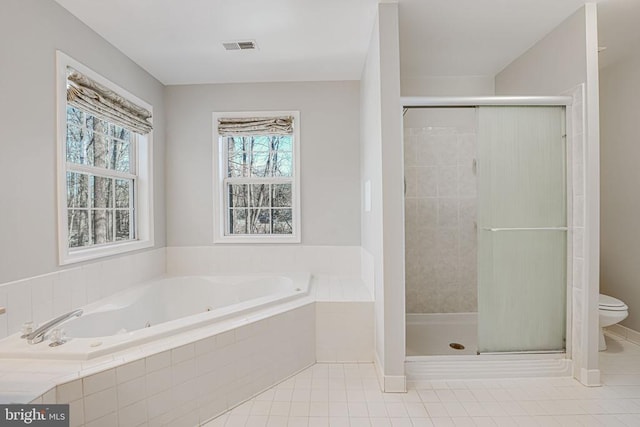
(44, 304), (315, 427)
(0, 245), (362, 342)
(0, 248), (166, 340)
(403, 109), (478, 314)
(1, 275), (373, 427)
(0, 273), (311, 360)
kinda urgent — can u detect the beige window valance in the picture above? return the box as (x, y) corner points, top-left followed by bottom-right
(66, 68), (153, 135)
(217, 116), (293, 136)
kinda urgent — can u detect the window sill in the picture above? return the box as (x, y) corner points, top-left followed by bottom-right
(60, 239), (154, 265)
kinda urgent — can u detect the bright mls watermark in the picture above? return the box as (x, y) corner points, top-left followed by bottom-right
(1, 405), (69, 426)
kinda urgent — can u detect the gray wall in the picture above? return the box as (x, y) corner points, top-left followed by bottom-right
(495, 8), (586, 95)
(0, 0), (166, 284)
(401, 76), (495, 97)
(164, 81), (360, 247)
(600, 51), (640, 331)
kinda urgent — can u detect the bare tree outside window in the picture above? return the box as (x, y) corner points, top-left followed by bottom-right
(66, 106), (135, 248)
(225, 135), (294, 235)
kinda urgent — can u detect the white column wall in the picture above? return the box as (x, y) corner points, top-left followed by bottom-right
(360, 2), (406, 392)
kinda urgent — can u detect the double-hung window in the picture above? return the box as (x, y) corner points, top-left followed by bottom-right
(65, 108), (136, 246)
(57, 52), (154, 264)
(213, 112), (301, 243)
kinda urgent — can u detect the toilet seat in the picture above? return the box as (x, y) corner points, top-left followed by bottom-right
(599, 294), (628, 311)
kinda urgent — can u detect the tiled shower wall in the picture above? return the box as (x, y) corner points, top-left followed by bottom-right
(404, 109), (478, 313)
(567, 84), (588, 379)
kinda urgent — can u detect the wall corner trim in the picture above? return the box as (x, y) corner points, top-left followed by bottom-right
(579, 368), (601, 387)
(373, 348), (407, 393)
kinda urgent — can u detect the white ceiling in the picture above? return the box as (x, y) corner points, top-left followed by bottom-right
(54, 0), (637, 86)
(54, 0), (379, 85)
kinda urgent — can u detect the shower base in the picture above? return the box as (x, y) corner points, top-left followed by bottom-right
(406, 312), (478, 356)
(405, 353), (571, 382)
(405, 312), (572, 382)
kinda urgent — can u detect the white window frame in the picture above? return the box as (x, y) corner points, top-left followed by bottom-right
(213, 111), (301, 243)
(56, 51), (154, 265)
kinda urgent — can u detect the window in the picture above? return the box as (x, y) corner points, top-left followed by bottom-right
(213, 112), (301, 243)
(65, 109), (135, 247)
(57, 52), (154, 264)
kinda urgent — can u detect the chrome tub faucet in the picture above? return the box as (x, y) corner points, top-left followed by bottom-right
(25, 309), (83, 344)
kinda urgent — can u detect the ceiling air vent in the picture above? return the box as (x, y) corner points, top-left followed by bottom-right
(223, 40), (257, 51)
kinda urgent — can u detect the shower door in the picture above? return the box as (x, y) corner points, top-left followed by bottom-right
(477, 106), (567, 353)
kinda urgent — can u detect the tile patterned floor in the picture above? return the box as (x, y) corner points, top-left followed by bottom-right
(203, 334), (640, 426)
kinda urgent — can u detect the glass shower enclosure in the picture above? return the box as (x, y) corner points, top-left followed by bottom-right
(477, 106), (567, 353)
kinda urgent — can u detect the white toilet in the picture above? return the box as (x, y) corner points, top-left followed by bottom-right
(599, 294), (629, 351)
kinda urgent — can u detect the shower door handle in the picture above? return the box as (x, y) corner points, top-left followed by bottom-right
(482, 227), (568, 232)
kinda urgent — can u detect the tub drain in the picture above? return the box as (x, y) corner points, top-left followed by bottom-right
(449, 343), (465, 350)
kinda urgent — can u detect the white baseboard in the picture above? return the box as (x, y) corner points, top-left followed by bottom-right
(384, 375), (407, 393)
(606, 324), (640, 346)
(373, 350), (407, 393)
(579, 368), (601, 387)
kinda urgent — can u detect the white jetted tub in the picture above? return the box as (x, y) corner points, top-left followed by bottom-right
(0, 273), (311, 359)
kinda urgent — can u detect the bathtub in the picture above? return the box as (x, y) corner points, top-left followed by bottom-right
(0, 273), (311, 360)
